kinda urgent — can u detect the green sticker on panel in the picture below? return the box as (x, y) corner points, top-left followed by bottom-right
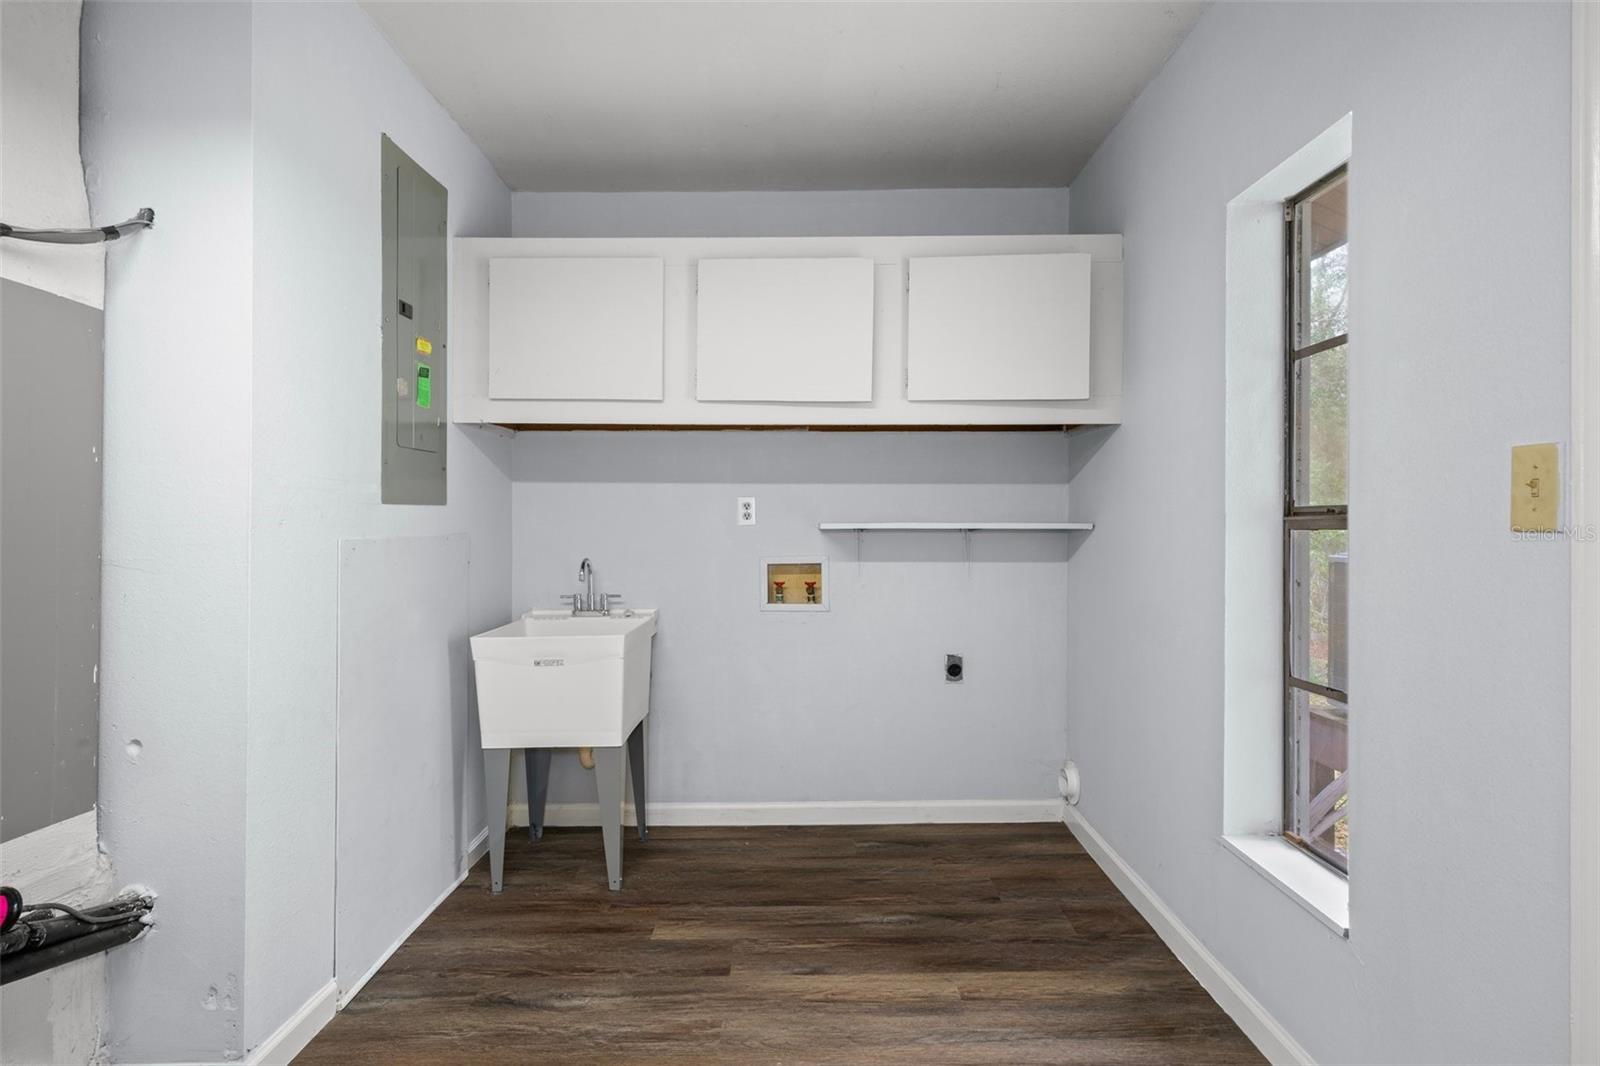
(415, 363), (432, 409)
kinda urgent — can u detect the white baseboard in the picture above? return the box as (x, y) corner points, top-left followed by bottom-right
(335, 827), (489, 1011)
(464, 825), (490, 866)
(1063, 808), (1313, 1066)
(245, 979), (337, 1065)
(508, 798), (1066, 827)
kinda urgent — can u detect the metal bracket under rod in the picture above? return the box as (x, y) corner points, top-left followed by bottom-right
(0, 208), (155, 245)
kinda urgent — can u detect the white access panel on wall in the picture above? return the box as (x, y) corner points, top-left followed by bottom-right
(488, 257), (664, 400)
(336, 533), (471, 1006)
(906, 252), (1091, 401)
(695, 257), (874, 402)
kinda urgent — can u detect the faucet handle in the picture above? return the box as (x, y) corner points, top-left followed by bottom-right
(601, 593), (623, 612)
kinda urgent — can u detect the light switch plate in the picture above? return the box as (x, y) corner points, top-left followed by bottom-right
(737, 497), (756, 526)
(1511, 442), (1561, 532)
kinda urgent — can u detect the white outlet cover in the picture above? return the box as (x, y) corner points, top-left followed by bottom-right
(737, 497), (756, 526)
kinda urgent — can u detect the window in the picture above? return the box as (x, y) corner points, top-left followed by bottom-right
(1284, 167), (1349, 873)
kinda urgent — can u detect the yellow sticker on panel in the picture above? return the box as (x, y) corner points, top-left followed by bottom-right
(415, 336), (433, 356)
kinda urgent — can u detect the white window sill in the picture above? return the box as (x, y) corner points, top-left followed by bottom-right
(1221, 834), (1349, 938)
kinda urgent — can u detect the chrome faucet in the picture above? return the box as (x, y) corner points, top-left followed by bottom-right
(564, 557), (620, 615)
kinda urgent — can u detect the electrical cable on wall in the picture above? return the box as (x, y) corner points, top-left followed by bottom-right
(0, 885), (155, 985)
(0, 207), (155, 244)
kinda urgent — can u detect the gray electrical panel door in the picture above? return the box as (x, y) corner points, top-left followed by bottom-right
(381, 134), (447, 504)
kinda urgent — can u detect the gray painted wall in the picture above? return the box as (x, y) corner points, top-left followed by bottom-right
(509, 188), (1079, 811)
(1, 280), (102, 842)
(512, 432), (1073, 808)
(1064, 3), (1571, 1062)
(512, 187), (1070, 238)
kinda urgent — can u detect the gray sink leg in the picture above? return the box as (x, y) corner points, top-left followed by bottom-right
(627, 720), (648, 841)
(483, 747), (511, 894)
(592, 745), (626, 891)
(524, 747), (552, 841)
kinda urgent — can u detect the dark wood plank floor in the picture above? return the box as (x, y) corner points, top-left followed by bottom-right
(299, 824), (1263, 1065)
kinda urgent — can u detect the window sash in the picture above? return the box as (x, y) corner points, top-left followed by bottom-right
(1287, 166), (1349, 354)
(1282, 516), (1349, 702)
(1290, 332), (1348, 362)
(1283, 167), (1349, 876)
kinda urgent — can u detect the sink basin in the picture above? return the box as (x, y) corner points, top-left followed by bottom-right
(470, 609), (657, 749)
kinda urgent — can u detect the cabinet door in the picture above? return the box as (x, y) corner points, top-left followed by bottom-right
(488, 257), (664, 400)
(906, 252), (1091, 401)
(695, 257), (874, 402)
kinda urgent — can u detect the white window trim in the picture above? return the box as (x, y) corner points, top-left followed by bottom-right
(1221, 834), (1349, 938)
(1222, 115), (1353, 925)
(1571, 4), (1600, 1062)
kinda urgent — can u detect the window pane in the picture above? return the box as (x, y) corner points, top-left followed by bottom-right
(1288, 528), (1349, 690)
(1292, 688), (1349, 865)
(1295, 175), (1348, 349)
(1290, 343), (1348, 508)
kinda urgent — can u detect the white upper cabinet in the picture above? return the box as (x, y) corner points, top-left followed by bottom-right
(695, 257), (874, 403)
(488, 257), (664, 400)
(455, 235), (1121, 427)
(906, 252), (1092, 401)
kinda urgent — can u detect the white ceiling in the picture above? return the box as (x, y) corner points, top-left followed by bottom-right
(360, 1), (1205, 193)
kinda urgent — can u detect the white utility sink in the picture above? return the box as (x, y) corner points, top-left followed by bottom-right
(470, 608), (657, 749)
(471, 607), (658, 894)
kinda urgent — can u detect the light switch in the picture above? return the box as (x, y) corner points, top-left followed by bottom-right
(737, 497), (756, 526)
(1511, 443), (1561, 532)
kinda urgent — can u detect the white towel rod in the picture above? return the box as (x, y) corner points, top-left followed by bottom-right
(818, 522), (1093, 532)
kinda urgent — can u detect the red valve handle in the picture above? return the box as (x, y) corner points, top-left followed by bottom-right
(0, 886), (21, 934)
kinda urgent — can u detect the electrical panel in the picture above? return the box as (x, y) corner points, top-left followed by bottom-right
(381, 135), (447, 504)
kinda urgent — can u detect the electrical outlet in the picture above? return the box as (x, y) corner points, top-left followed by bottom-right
(1511, 443), (1561, 532)
(737, 497), (756, 526)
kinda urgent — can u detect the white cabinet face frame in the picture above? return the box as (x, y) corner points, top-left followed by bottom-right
(905, 252), (1092, 402)
(488, 256), (665, 401)
(695, 257), (875, 403)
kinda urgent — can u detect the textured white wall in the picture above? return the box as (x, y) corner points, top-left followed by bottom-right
(84, 2), (513, 1059)
(0, 813), (114, 1064)
(246, 2), (512, 1053)
(83, 2), (256, 1059)
(512, 187), (1069, 238)
(511, 432), (1073, 809)
(0, 0), (102, 307)
(1064, 3), (1571, 1062)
